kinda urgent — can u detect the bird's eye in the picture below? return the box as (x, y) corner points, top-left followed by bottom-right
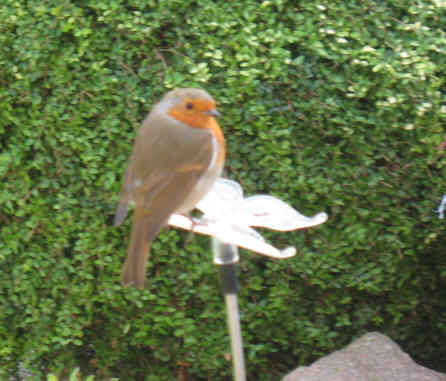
(185, 102), (194, 110)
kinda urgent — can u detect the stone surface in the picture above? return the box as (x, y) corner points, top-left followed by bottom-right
(282, 332), (446, 381)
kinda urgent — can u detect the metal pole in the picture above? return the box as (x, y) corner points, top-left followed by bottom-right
(224, 293), (246, 381)
(212, 237), (247, 381)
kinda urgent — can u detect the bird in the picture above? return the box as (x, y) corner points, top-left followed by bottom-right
(114, 88), (225, 289)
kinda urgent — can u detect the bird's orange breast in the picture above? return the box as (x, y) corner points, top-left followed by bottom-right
(168, 103), (225, 163)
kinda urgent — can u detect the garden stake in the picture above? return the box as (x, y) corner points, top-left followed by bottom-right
(167, 178), (328, 380)
(213, 238), (246, 381)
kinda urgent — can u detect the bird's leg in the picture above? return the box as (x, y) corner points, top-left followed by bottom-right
(180, 213), (208, 248)
(181, 213), (197, 248)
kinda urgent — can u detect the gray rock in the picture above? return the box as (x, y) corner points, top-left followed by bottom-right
(282, 332), (446, 381)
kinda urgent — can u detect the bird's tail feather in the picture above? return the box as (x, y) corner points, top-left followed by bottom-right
(114, 202), (128, 227)
(121, 208), (159, 289)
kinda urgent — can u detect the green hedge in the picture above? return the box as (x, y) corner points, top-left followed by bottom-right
(1, 0), (445, 379)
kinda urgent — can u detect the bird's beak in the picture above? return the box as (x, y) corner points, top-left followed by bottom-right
(204, 109), (221, 117)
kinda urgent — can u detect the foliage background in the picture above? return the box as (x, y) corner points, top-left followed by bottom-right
(1, 0), (445, 379)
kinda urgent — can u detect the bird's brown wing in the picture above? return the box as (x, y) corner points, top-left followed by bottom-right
(114, 113), (216, 224)
(118, 115), (216, 288)
(114, 152), (136, 227)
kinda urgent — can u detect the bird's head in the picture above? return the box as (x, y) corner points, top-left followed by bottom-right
(163, 88), (221, 128)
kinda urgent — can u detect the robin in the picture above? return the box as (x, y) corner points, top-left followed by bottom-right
(114, 88), (225, 289)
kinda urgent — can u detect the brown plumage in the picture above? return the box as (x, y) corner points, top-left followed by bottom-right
(114, 88), (225, 288)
